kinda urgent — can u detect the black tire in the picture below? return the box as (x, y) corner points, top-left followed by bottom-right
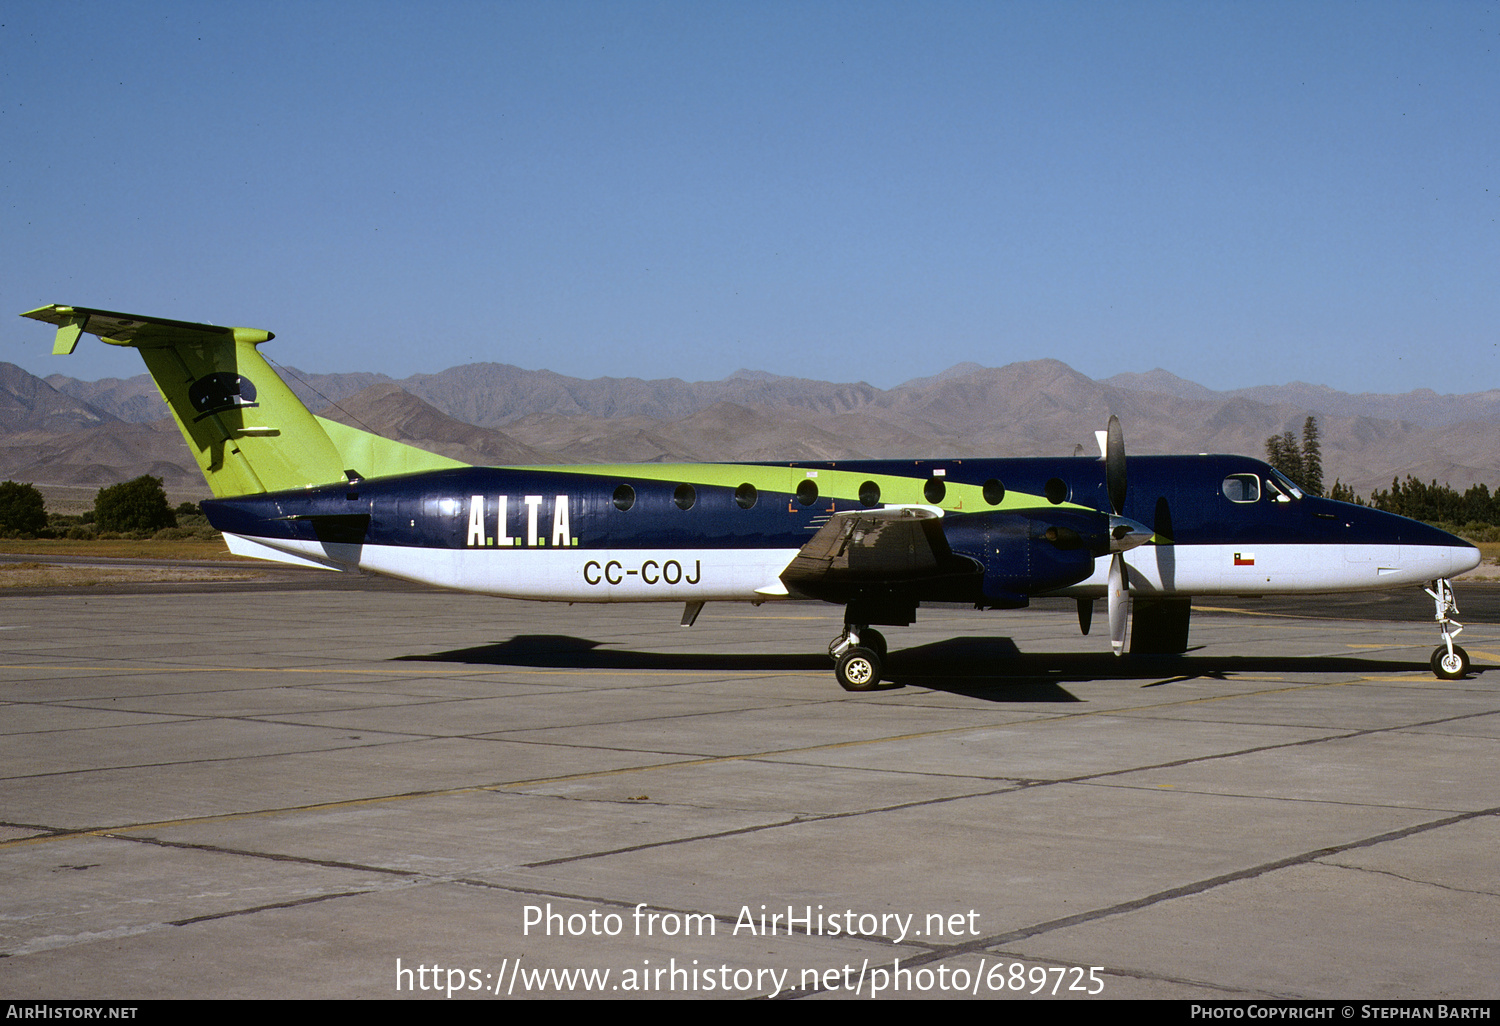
(836, 647), (882, 691)
(1431, 645), (1470, 680)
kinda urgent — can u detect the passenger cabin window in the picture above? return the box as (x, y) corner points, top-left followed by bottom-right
(613, 484), (636, 511)
(796, 479), (819, 506)
(734, 483), (757, 509)
(859, 480), (881, 508)
(1222, 474), (1260, 503)
(674, 484), (696, 510)
(923, 477), (946, 504)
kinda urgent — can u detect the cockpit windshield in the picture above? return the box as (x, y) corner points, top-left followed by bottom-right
(1266, 470), (1304, 501)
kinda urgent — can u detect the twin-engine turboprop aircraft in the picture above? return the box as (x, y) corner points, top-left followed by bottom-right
(22, 305), (1483, 689)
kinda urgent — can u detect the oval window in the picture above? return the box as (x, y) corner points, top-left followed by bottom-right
(734, 482), (757, 509)
(613, 484), (635, 512)
(796, 479), (819, 506)
(1045, 478), (1069, 505)
(858, 480), (881, 508)
(983, 478), (1005, 505)
(923, 477), (946, 504)
(674, 483), (696, 510)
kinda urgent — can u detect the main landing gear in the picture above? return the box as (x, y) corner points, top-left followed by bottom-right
(829, 624), (887, 691)
(1425, 578), (1470, 680)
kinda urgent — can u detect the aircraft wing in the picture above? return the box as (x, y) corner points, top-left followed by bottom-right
(779, 507), (979, 602)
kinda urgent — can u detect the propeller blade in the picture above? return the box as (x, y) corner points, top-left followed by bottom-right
(1108, 551), (1130, 656)
(1105, 415), (1127, 516)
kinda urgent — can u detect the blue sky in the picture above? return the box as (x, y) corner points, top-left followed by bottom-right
(2, 1), (1496, 393)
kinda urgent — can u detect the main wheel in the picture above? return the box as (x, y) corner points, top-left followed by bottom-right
(1431, 645), (1470, 680)
(836, 647), (882, 691)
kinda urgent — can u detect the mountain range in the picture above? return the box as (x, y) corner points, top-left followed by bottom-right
(3, 358), (1497, 509)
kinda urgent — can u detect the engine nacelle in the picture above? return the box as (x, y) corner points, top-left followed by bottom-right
(942, 508), (1111, 607)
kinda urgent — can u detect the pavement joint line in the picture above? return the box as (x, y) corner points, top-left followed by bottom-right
(122, 832), (421, 878)
(166, 889), (378, 927)
(1055, 705), (1500, 786)
(1082, 777), (1474, 814)
(7, 887), (408, 956)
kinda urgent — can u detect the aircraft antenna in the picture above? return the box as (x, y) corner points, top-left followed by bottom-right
(262, 353), (387, 439)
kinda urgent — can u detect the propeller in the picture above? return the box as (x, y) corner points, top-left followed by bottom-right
(1070, 417), (1150, 644)
(1103, 415), (1131, 655)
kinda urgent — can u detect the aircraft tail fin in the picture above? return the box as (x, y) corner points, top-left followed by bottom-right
(24, 305), (366, 497)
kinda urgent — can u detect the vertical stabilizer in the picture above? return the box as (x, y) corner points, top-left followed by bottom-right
(22, 305), (347, 496)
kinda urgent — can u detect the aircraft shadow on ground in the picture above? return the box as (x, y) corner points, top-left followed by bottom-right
(398, 634), (1452, 703)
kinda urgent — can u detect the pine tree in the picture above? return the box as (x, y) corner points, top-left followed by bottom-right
(1329, 479), (1361, 504)
(1264, 430), (1304, 483)
(1264, 418), (1324, 495)
(1300, 416), (1324, 496)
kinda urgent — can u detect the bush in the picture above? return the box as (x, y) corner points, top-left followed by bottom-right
(0, 481), (48, 536)
(94, 476), (177, 534)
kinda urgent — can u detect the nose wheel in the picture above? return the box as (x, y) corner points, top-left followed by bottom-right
(1425, 579), (1471, 680)
(1431, 645), (1470, 680)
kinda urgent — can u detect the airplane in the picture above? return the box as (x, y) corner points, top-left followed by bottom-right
(21, 304), (1484, 690)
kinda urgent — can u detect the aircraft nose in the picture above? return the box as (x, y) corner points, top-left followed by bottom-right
(1407, 537), (1482, 580)
(1444, 542), (1483, 577)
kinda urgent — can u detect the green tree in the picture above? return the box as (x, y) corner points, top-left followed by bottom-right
(1264, 430), (1304, 483)
(1328, 479), (1361, 504)
(1300, 416), (1324, 496)
(94, 475), (177, 534)
(1265, 417), (1325, 494)
(0, 481), (47, 536)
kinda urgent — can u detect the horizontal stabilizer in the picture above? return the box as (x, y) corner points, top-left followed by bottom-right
(22, 305), (272, 352)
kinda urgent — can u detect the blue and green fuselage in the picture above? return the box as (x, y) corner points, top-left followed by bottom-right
(21, 304), (1481, 625)
(203, 454), (1479, 608)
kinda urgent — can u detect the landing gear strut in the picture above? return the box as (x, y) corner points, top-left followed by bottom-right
(1425, 578), (1470, 680)
(829, 624), (887, 691)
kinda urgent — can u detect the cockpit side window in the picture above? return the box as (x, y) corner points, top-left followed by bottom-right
(1222, 474), (1260, 503)
(1267, 470), (1304, 500)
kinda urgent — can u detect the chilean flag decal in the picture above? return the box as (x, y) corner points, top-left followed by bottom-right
(1234, 552), (1256, 566)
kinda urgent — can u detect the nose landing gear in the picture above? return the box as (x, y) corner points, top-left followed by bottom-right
(1425, 579), (1470, 680)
